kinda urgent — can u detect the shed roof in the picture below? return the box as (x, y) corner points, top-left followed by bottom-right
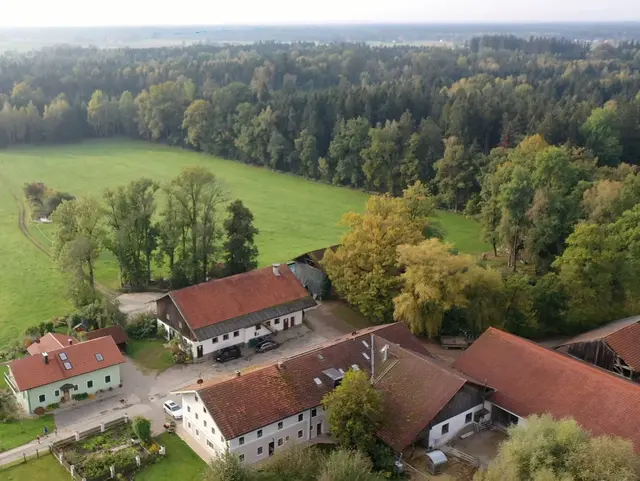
(454, 327), (640, 451)
(555, 315), (640, 347)
(85, 325), (129, 346)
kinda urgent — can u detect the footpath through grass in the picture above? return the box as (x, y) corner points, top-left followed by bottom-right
(0, 139), (487, 349)
(0, 414), (55, 452)
(127, 339), (175, 373)
(135, 433), (207, 481)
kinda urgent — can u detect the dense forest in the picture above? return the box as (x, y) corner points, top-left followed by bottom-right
(2, 36), (640, 337)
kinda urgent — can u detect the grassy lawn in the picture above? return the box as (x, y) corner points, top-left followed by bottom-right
(0, 365), (8, 390)
(127, 339), (175, 373)
(1, 453), (69, 481)
(0, 414), (55, 452)
(0, 139), (486, 349)
(135, 433), (207, 481)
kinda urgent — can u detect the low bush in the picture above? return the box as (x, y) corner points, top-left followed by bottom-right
(79, 447), (138, 479)
(33, 406), (46, 416)
(72, 392), (89, 401)
(126, 313), (157, 340)
(132, 417), (151, 443)
(46, 402), (60, 411)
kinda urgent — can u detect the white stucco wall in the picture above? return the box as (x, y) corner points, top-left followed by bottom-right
(428, 403), (488, 448)
(160, 310), (304, 360)
(9, 364), (121, 414)
(179, 393), (328, 464)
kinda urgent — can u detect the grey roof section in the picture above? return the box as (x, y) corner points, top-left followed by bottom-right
(192, 297), (317, 341)
(288, 262), (327, 298)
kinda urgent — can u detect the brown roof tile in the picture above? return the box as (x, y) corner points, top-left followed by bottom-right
(176, 323), (469, 450)
(10, 337), (125, 391)
(168, 264), (313, 330)
(85, 325), (129, 345)
(27, 333), (76, 356)
(604, 322), (640, 371)
(555, 315), (640, 348)
(454, 328), (640, 451)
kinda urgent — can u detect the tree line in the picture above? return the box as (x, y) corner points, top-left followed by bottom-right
(50, 166), (259, 306)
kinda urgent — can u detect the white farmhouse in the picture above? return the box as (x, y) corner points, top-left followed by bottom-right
(172, 323), (494, 463)
(156, 264), (317, 361)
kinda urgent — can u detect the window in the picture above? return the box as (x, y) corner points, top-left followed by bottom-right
(465, 413), (472, 424)
(204, 420), (207, 427)
(211, 427), (216, 435)
(239, 436), (245, 445)
(298, 413), (303, 422)
(39, 394), (46, 403)
(74, 385), (78, 391)
(257, 429), (263, 438)
(223, 334), (229, 340)
(257, 446), (263, 455)
(187, 406), (191, 413)
(178, 321), (183, 329)
(203, 406), (207, 413)
(277, 438), (283, 447)
(59, 352), (68, 361)
(63, 361), (72, 370)
(255, 325), (260, 331)
(54, 390), (60, 397)
(274, 318), (280, 325)
(188, 422), (191, 428)
(87, 380), (93, 389)
(286, 436), (289, 441)
(212, 337), (218, 344)
(265, 320), (271, 327)
(167, 313), (171, 321)
(195, 395), (199, 402)
(196, 429), (200, 437)
(105, 375), (111, 383)
(220, 435), (224, 442)
(311, 408), (317, 417)
(442, 423), (449, 435)
(233, 331), (240, 337)
(277, 421), (283, 430)
(297, 430), (303, 439)
(195, 413), (199, 420)
(239, 454), (244, 462)
(95, 353), (104, 362)
(206, 439), (214, 449)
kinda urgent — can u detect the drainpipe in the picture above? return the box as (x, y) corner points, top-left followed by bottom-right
(370, 334), (375, 382)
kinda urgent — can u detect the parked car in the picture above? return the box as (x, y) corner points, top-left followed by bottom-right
(215, 345), (242, 363)
(255, 340), (279, 353)
(163, 400), (183, 419)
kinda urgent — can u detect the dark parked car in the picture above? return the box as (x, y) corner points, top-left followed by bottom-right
(255, 340), (279, 353)
(214, 345), (242, 363)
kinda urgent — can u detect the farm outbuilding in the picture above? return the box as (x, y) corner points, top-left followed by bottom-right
(85, 325), (129, 352)
(555, 315), (640, 383)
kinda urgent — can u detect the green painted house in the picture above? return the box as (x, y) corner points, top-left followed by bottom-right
(4, 333), (125, 414)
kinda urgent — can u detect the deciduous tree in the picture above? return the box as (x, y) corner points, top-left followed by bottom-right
(223, 200), (259, 277)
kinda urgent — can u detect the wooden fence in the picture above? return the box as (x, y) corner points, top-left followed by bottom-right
(0, 446), (51, 469)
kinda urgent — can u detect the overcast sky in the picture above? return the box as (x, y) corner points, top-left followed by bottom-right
(1, 0), (639, 28)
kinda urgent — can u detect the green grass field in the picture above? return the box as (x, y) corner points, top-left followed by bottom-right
(0, 414), (55, 452)
(0, 139), (488, 348)
(127, 339), (175, 373)
(135, 433), (207, 481)
(0, 453), (69, 480)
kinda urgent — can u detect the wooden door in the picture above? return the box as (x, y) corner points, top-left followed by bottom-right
(284, 318), (289, 330)
(197, 345), (203, 358)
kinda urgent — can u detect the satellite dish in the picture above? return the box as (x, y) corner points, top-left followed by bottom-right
(197, 379), (204, 385)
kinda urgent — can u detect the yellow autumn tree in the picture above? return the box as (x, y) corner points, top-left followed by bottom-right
(323, 191), (428, 323)
(393, 238), (503, 337)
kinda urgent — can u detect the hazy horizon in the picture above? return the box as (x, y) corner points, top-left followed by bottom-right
(2, 0), (639, 28)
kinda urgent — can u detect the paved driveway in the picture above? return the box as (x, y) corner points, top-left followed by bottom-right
(54, 303), (353, 436)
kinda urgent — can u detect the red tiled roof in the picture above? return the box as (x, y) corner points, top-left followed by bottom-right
(27, 333), (76, 356)
(176, 323), (469, 450)
(85, 325), (129, 345)
(555, 315), (640, 348)
(10, 337), (125, 391)
(604, 322), (640, 371)
(168, 264), (312, 330)
(454, 328), (640, 451)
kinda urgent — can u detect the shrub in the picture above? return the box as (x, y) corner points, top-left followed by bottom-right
(157, 323), (167, 339)
(72, 392), (89, 401)
(132, 416), (152, 443)
(126, 313), (157, 340)
(33, 406), (46, 416)
(46, 402), (60, 411)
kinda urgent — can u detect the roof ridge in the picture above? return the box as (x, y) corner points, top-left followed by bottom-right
(486, 327), (640, 390)
(171, 264), (288, 294)
(605, 320), (640, 339)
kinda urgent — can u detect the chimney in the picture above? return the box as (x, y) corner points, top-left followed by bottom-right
(68, 338), (73, 345)
(272, 263), (281, 277)
(43, 352), (49, 365)
(235, 370), (241, 377)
